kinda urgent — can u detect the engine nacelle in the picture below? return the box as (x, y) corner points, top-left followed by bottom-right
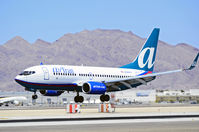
(82, 81), (106, 94)
(39, 90), (64, 96)
(13, 100), (20, 106)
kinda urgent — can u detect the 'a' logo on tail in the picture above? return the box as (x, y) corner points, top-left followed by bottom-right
(138, 47), (155, 69)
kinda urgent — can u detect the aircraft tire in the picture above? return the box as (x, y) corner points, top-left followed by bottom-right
(104, 94), (110, 101)
(74, 96), (84, 103)
(100, 94), (110, 102)
(100, 95), (105, 102)
(74, 96), (79, 103)
(32, 94), (38, 100)
(79, 96), (84, 103)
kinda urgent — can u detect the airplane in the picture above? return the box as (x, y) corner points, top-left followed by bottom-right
(14, 28), (199, 103)
(0, 96), (27, 106)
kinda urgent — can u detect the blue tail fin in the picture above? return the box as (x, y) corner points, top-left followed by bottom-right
(120, 28), (160, 71)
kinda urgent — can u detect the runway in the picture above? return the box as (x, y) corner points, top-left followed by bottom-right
(2, 121), (197, 132)
(0, 106), (199, 132)
(0, 118), (199, 132)
(1, 114), (199, 123)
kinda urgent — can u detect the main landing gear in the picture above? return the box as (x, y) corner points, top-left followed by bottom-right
(74, 92), (84, 103)
(100, 94), (110, 102)
(74, 93), (110, 103)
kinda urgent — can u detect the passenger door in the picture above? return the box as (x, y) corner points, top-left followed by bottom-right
(42, 67), (49, 80)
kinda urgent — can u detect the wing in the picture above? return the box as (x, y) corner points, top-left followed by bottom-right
(105, 53), (199, 92)
(0, 97), (14, 104)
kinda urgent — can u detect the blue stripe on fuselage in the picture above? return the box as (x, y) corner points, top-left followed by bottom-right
(15, 79), (80, 91)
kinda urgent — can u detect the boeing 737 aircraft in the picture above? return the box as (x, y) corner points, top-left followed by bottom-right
(15, 28), (199, 103)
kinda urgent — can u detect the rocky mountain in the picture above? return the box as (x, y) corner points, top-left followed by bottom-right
(0, 29), (198, 92)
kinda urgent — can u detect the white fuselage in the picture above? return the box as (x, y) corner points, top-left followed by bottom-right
(15, 65), (147, 91)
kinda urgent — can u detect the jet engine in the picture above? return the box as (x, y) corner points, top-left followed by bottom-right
(39, 90), (64, 96)
(13, 100), (20, 106)
(82, 81), (106, 94)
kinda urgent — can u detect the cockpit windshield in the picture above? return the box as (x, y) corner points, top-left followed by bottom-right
(19, 71), (36, 76)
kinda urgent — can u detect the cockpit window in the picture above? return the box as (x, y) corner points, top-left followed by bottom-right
(19, 71), (36, 76)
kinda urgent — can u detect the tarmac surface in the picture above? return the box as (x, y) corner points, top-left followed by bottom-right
(1, 105), (199, 119)
(0, 105), (199, 132)
(0, 119), (199, 132)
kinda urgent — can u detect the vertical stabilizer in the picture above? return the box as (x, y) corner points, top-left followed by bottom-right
(120, 28), (160, 71)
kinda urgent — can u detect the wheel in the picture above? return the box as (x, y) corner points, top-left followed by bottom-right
(32, 94), (38, 100)
(100, 94), (110, 102)
(74, 96), (84, 103)
(79, 96), (84, 103)
(104, 94), (110, 102)
(100, 95), (105, 102)
(74, 96), (79, 103)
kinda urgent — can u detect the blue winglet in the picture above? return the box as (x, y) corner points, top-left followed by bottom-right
(185, 52), (199, 70)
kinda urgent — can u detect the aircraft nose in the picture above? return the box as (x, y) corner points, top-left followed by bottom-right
(15, 75), (27, 87)
(15, 75), (25, 83)
(15, 75), (20, 81)
(15, 75), (21, 83)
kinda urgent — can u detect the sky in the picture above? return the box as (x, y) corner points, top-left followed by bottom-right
(0, 0), (199, 48)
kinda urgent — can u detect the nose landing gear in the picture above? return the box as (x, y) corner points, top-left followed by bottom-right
(32, 94), (38, 100)
(32, 91), (38, 100)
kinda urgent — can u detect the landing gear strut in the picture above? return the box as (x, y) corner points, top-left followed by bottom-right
(74, 92), (84, 103)
(100, 94), (110, 102)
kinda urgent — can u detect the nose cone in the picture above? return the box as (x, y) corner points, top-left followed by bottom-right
(15, 75), (20, 80)
(15, 75), (20, 84)
(15, 75), (26, 85)
(15, 75), (21, 82)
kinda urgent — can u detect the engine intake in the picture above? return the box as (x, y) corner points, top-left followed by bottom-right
(39, 90), (64, 96)
(82, 81), (106, 94)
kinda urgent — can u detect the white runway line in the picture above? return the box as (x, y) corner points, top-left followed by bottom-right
(0, 118), (199, 127)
